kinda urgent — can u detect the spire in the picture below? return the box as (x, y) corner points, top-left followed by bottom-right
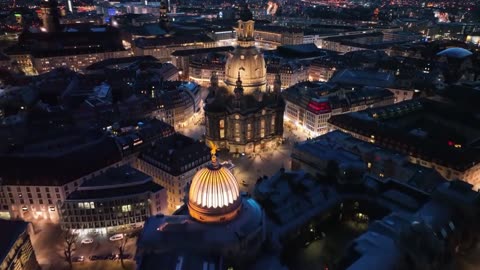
(274, 73), (282, 93)
(159, 1), (170, 30)
(208, 141), (219, 168)
(236, 3), (255, 47)
(234, 71), (244, 97)
(210, 71), (218, 89)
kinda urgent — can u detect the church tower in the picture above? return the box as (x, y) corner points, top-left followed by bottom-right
(236, 5), (255, 48)
(159, 1), (170, 31)
(273, 73), (282, 93)
(40, 0), (61, 32)
(224, 4), (267, 95)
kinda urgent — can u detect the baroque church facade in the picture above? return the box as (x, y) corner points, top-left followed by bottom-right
(204, 5), (285, 154)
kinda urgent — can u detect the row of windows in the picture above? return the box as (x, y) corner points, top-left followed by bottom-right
(63, 216), (146, 229)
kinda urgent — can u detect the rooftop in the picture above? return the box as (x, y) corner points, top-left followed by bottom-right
(0, 220), (29, 264)
(81, 165), (151, 188)
(328, 99), (480, 170)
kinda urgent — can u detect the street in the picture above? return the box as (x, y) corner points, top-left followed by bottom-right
(30, 222), (137, 270)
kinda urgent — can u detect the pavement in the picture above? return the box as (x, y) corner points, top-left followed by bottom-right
(30, 222), (137, 270)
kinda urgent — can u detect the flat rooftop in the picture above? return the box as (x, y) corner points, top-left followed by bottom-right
(81, 165), (151, 188)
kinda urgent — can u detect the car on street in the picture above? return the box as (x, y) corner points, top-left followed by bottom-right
(72, 256), (84, 262)
(109, 234), (124, 241)
(89, 255), (101, 261)
(81, 238), (93, 244)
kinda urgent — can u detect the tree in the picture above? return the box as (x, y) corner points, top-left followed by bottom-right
(62, 230), (78, 270)
(117, 234), (129, 269)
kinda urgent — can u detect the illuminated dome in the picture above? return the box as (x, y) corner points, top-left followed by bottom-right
(188, 145), (242, 223)
(437, 47), (473, 59)
(224, 4), (267, 95)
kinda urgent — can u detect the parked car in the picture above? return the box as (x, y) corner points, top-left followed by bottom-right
(72, 256), (84, 262)
(81, 238), (93, 244)
(109, 234), (124, 241)
(89, 255), (101, 261)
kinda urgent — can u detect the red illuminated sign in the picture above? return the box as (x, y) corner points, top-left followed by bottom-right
(307, 100), (331, 114)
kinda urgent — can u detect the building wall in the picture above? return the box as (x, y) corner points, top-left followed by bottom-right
(0, 226), (40, 270)
(0, 159), (131, 223)
(60, 189), (166, 233)
(328, 125), (480, 190)
(308, 64), (336, 82)
(134, 41), (216, 63)
(32, 50), (131, 74)
(134, 157), (210, 213)
(267, 66), (308, 89)
(284, 95), (394, 137)
(205, 107), (284, 154)
(387, 88), (415, 103)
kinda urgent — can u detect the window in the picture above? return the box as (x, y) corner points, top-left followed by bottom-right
(219, 119), (225, 139)
(122, 205), (132, 212)
(260, 119), (265, 138)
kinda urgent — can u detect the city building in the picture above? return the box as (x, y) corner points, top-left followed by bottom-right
(318, 32), (421, 54)
(59, 165), (167, 234)
(133, 35), (216, 63)
(4, 24), (128, 75)
(204, 5), (285, 154)
(0, 134), (124, 222)
(328, 99), (480, 189)
(266, 60), (307, 89)
(84, 55), (178, 81)
(137, 81), (202, 129)
(170, 46), (233, 83)
(136, 148), (266, 269)
(134, 133), (211, 213)
(0, 220), (40, 270)
(283, 81), (394, 137)
(291, 130), (446, 193)
(254, 25), (304, 47)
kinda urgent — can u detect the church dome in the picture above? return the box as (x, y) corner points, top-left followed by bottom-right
(224, 4), (267, 95)
(437, 47), (473, 59)
(225, 46), (267, 94)
(188, 147), (242, 223)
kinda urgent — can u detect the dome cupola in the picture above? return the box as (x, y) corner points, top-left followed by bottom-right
(188, 142), (242, 223)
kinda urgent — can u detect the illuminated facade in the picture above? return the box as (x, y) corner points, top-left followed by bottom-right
(283, 81), (394, 137)
(134, 133), (211, 213)
(59, 165), (167, 233)
(204, 5), (285, 154)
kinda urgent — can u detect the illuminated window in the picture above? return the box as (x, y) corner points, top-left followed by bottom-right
(260, 119), (265, 138)
(219, 120), (225, 139)
(247, 123), (252, 140)
(122, 205), (132, 212)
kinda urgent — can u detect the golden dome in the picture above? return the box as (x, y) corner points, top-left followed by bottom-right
(224, 6), (266, 95)
(188, 145), (242, 223)
(225, 46), (267, 95)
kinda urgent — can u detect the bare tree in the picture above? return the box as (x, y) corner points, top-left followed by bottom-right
(117, 234), (129, 269)
(63, 230), (78, 270)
